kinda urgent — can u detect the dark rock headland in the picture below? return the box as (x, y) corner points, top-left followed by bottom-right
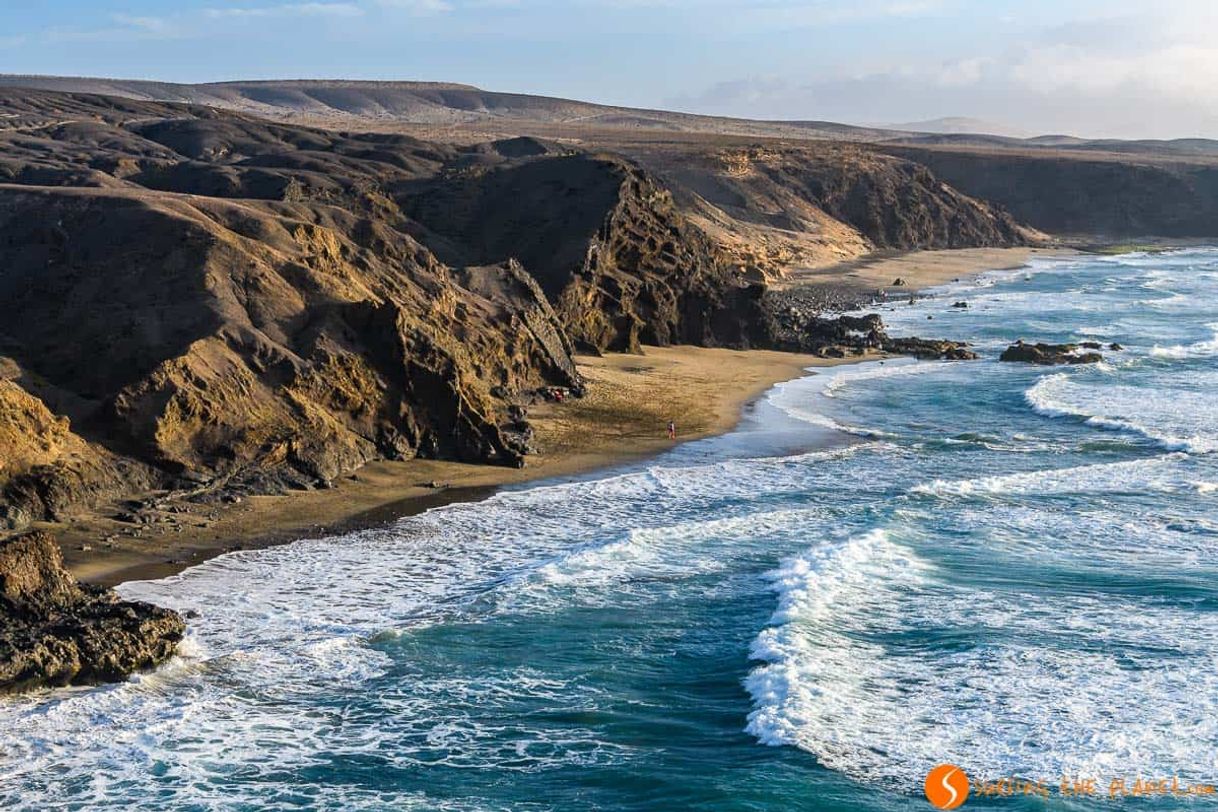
(0, 531), (184, 692)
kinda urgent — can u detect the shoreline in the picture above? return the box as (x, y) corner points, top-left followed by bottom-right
(53, 347), (854, 587)
(51, 246), (1074, 588)
(779, 246), (1079, 295)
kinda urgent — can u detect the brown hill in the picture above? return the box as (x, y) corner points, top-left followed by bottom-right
(9, 75), (1218, 240)
(877, 144), (1218, 237)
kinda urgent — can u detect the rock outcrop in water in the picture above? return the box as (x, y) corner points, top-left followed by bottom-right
(0, 531), (184, 691)
(999, 341), (1104, 365)
(762, 306), (978, 360)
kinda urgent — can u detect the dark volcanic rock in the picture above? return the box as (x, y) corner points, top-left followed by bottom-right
(0, 92), (594, 521)
(400, 152), (769, 353)
(885, 337), (979, 360)
(879, 143), (1218, 239)
(0, 531), (185, 692)
(641, 143), (1030, 254)
(999, 341), (1103, 365)
(760, 299), (977, 360)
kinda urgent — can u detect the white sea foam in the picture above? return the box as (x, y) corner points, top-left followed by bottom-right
(733, 246), (1218, 787)
(6, 247), (1218, 808)
(909, 453), (1189, 498)
(820, 358), (944, 399)
(1143, 291), (1192, 309)
(532, 508), (821, 591)
(912, 500), (1218, 572)
(767, 403), (889, 438)
(1073, 323), (1121, 336)
(745, 530), (921, 753)
(746, 519), (1218, 790)
(0, 438), (880, 810)
(1151, 322), (1218, 359)
(766, 360), (932, 438)
(1025, 371), (1218, 453)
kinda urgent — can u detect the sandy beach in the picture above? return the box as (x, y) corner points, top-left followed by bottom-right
(781, 246), (1078, 295)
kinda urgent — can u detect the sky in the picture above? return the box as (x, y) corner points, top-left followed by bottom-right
(0, 0), (1215, 139)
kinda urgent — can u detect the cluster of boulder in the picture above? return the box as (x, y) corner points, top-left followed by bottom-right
(762, 293), (979, 360)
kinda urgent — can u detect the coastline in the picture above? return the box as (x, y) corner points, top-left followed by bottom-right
(53, 346), (847, 587)
(50, 246), (1075, 588)
(781, 246), (1078, 295)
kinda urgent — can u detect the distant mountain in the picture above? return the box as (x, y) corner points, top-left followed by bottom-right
(883, 116), (1033, 138)
(0, 75), (908, 142)
(9, 75), (1218, 161)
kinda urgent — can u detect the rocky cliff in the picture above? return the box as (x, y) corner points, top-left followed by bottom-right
(0, 91), (595, 529)
(0, 185), (581, 527)
(614, 141), (1034, 278)
(648, 143), (1029, 250)
(400, 151), (771, 352)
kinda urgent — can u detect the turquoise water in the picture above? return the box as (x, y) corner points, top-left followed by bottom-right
(4, 249), (1218, 810)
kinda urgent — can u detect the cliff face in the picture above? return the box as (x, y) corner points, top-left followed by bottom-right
(398, 141), (1030, 351)
(0, 185), (581, 525)
(400, 151), (770, 352)
(552, 161), (769, 352)
(682, 144), (1027, 249)
(0, 363), (154, 531)
(0, 90), (599, 526)
(878, 145), (1218, 237)
(618, 142), (1032, 278)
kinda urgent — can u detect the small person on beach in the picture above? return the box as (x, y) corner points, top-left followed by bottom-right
(667, 420), (677, 440)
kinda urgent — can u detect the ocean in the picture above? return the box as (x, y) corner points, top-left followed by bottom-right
(3, 248), (1218, 810)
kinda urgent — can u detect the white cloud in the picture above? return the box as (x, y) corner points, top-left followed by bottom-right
(669, 7), (1218, 138)
(585, 0), (948, 24)
(42, 13), (184, 43)
(374, 0), (454, 14)
(934, 57), (989, 87)
(203, 3), (365, 18)
(1009, 43), (1218, 105)
(111, 14), (175, 33)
